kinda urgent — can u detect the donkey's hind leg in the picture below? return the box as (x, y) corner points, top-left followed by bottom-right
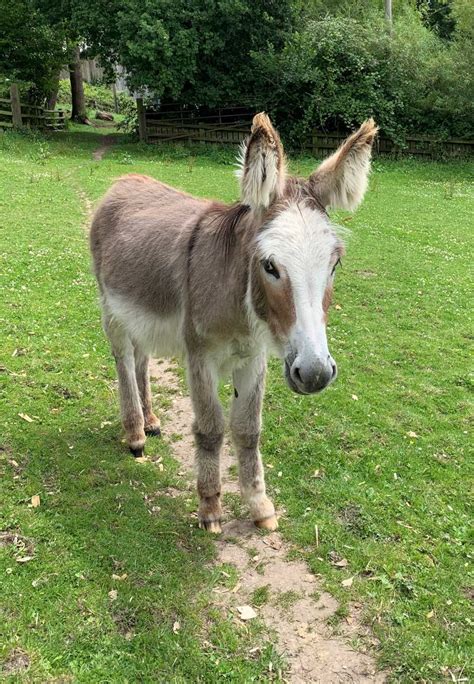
(231, 355), (278, 531)
(134, 349), (161, 437)
(188, 355), (224, 534)
(103, 312), (146, 457)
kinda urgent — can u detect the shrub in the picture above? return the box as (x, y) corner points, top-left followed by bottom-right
(253, 8), (473, 145)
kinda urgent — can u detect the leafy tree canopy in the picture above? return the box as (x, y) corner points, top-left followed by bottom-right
(70, 0), (296, 105)
(0, 0), (65, 100)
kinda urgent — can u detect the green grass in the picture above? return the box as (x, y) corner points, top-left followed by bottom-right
(0, 126), (472, 682)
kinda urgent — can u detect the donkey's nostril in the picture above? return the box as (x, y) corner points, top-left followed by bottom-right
(331, 362), (337, 379)
(293, 366), (303, 385)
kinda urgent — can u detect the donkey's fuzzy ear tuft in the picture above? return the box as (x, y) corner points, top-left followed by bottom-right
(309, 118), (378, 212)
(236, 112), (286, 211)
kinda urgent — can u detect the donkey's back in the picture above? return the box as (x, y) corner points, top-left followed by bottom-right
(90, 174), (208, 318)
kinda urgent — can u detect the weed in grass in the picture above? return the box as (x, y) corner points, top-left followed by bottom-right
(274, 590), (301, 612)
(252, 585), (271, 607)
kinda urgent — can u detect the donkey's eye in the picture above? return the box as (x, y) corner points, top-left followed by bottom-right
(331, 258), (342, 276)
(262, 258), (280, 279)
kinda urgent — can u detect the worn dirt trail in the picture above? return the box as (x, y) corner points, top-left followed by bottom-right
(149, 358), (386, 683)
(92, 134), (116, 161)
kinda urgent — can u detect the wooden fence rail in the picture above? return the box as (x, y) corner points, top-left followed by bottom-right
(139, 102), (474, 159)
(0, 85), (66, 131)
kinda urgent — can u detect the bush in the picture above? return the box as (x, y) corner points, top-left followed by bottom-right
(253, 8), (473, 145)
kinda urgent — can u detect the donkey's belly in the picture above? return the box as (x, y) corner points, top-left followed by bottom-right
(106, 290), (185, 358)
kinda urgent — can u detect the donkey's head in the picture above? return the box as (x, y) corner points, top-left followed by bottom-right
(240, 113), (378, 394)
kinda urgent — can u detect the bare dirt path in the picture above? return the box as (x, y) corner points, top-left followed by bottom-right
(149, 358), (386, 683)
(92, 134), (116, 161)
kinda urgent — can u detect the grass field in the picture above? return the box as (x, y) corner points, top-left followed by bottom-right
(0, 126), (472, 682)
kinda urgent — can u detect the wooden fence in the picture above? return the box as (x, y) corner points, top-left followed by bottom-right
(0, 85), (66, 132)
(138, 101), (473, 158)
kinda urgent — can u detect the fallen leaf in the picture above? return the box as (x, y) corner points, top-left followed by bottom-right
(108, 589), (118, 601)
(231, 581), (242, 594)
(351, 394), (359, 401)
(407, 431), (419, 438)
(173, 621), (180, 633)
(112, 573), (128, 581)
(8, 459), (19, 468)
(237, 605), (257, 621)
(19, 413), (34, 423)
(263, 534), (282, 551)
(427, 610), (434, 619)
(31, 495), (40, 508)
(16, 556), (34, 563)
(134, 456), (148, 463)
(333, 558), (348, 568)
(335, 304), (342, 310)
(342, 576), (354, 588)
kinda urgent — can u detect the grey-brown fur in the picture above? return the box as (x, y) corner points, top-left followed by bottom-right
(90, 114), (377, 532)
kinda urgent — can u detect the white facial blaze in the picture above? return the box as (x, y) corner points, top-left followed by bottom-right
(257, 203), (339, 361)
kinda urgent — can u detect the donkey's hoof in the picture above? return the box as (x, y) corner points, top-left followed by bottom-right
(255, 514), (279, 531)
(199, 519), (222, 534)
(130, 445), (145, 458)
(145, 425), (161, 437)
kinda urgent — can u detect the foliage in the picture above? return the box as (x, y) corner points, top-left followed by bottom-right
(0, 125), (472, 681)
(254, 8), (474, 145)
(70, 0), (296, 106)
(56, 79), (134, 115)
(0, 0), (65, 102)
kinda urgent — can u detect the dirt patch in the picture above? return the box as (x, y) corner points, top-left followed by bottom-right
(92, 134), (116, 161)
(1, 649), (30, 675)
(0, 531), (35, 557)
(149, 358), (386, 682)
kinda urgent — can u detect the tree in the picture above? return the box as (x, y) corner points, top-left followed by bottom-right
(68, 45), (89, 123)
(0, 0), (64, 102)
(69, 0), (296, 106)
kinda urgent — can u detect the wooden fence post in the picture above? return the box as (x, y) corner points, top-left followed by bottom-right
(10, 84), (22, 128)
(137, 98), (147, 142)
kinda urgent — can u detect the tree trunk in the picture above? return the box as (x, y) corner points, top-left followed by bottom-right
(69, 46), (90, 124)
(46, 72), (60, 111)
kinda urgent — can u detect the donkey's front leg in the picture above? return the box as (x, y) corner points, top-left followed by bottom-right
(188, 356), (224, 533)
(231, 355), (278, 531)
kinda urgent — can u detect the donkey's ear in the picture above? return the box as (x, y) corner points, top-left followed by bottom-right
(237, 112), (286, 211)
(309, 119), (378, 212)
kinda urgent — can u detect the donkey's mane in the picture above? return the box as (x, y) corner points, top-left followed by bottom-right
(206, 202), (251, 261)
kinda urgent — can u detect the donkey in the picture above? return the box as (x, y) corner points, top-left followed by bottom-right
(90, 113), (377, 533)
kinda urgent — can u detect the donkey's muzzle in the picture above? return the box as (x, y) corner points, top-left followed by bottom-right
(285, 355), (337, 395)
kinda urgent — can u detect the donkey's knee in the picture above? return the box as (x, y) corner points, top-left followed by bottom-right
(232, 431), (259, 450)
(193, 425), (224, 454)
